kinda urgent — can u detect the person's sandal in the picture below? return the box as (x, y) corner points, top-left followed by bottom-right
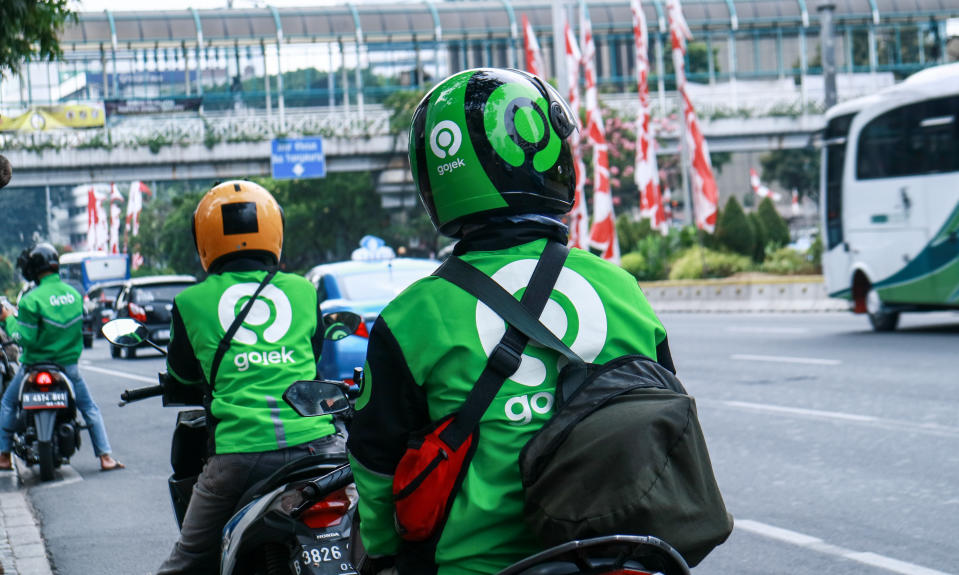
(100, 457), (125, 472)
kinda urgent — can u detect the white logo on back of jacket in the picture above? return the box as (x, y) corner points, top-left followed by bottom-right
(217, 284), (295, 372)
(474, 259), (607, 425)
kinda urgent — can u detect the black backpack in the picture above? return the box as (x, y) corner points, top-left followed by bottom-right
(438, 244), (733, 567)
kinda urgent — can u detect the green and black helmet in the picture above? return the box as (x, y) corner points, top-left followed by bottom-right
(409, 68), (577, 237)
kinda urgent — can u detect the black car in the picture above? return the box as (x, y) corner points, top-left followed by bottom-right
(109, 275), (197, 359)
(84, 280), (127, 341)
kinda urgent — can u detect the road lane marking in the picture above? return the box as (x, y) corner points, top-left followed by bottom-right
(731, 353), (841, 365)
(726, 326), (810, 335)
(737, 519), (954, 575)
(710, 400), (959, 438)
(79, 362), (157, 384)
(724, 401), (876, 422)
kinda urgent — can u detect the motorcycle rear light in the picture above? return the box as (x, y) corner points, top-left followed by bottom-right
(128, 302), (147, 323)
(35, 371), (55, 391)
(354, 321), (369, 339)
(298, 487), (351, 529)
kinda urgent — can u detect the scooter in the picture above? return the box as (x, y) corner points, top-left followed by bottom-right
(6, 360), (84, 481)
(103, 315), (364, 575)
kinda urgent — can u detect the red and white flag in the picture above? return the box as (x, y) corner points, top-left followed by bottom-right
(749, 168), (781, 201)
(667, 0), (719, 232)
(86, 188), (108, 253)
(565, 17), (589, 250)
(583, 14), (620, 263)
(791, 189), (800, 216)
(126, 181), (151, 270)
(631, 0), (665, 235)
(109, 183), (124, 254)
(522, 14), (547, 78)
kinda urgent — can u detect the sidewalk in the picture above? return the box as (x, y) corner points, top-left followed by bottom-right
(0, 465), (55, 575)
(639, 275), (850, 313)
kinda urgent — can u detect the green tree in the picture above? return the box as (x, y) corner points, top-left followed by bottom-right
(133, 190), (205, 277)
(0, 255), (15, 298)
(0, 0), (75, 77)
(757, 196), (790, 248)
(747, 212), (767, 263)
(716, 196), (754, 257)
(759, 148), (821, 201)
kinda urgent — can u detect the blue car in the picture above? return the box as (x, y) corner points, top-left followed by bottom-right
(306, 258), (441, 382)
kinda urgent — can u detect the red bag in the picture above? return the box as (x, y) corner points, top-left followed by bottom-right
(392, 415), (478, 542)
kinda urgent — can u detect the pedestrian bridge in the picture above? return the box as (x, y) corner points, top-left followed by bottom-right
(2, 103), (823, 190)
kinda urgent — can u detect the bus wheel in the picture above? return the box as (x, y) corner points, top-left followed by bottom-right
(867, 289), (899, 332)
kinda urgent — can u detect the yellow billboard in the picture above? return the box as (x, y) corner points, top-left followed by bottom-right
(0, 104), (105, 132)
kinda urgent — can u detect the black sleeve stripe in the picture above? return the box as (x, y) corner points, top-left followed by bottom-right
(168, 303), (205, 384)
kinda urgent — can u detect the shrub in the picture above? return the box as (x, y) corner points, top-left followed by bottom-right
(747, 212), (767, 263)
(757, 196), (790, 247)
(668, 246), (752, 280)
(761, 246), (818, 275)
(620, 252), (646, 280)
(716, 196), (754, 257)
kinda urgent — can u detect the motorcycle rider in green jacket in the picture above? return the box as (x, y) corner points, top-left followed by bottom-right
(347, 68), (674, 575)
(0, 243), (124, 472)
(157, 181), (344, 574)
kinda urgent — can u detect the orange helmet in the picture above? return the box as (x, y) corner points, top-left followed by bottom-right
(193, 180), (284, 271)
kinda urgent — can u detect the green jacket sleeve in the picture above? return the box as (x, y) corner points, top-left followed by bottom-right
(5, 300), (40, 349)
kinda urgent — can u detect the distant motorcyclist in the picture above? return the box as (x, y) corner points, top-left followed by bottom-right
(347, 68), (675, 574)
(0, 243), (124, 472)
(158, 180), (345, 574)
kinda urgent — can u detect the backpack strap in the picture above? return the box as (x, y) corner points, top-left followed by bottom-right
(433, 240), (569, 449)
(208, 269), (278, 388)
(436, 245), (588, 407)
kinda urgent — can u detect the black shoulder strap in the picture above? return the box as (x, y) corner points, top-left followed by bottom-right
(436, 245), (588, 407)
(209, 269), (278, 388)
(433, 241), (569, 449)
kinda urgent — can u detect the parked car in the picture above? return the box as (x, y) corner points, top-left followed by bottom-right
(109, 275), (197, 359)
(305, 257), (440, 382)
(84, 280), (127, 340)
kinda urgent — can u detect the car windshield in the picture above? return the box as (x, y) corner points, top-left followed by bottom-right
(337, 268), (432, 301)
(133, 283), (192, 304)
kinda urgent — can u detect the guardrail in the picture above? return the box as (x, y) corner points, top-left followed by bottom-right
(640, 275), (850, 313)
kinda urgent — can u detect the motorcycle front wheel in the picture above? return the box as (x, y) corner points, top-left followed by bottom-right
(38, 441), (55, 481)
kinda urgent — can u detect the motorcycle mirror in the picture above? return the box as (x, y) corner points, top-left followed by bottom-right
(101, 318), (150, 347)
(283, 380), (350, 417)
(322, 311), (364, 341)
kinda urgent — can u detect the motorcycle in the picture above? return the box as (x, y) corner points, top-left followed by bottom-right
(102, 315), (364, 575)
(6, 360), (84, 481)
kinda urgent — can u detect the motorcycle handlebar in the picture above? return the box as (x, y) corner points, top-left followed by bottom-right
(296, 464), (354, 514)
(119, 384), (165, 406)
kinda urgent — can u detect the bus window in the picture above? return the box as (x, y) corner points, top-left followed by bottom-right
(858, 95), (959, 179)
(824, 113), (855, 250)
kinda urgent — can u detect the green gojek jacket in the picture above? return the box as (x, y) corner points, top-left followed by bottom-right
(3, 274), (83, 366)
(347, 231), (674, 575)
(166, 262), (336, 454)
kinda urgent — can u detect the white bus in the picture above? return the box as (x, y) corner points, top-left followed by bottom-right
(821, 63), (959, 331)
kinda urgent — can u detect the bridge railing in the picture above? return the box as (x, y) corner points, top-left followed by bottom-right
(0, 106), (393, 154)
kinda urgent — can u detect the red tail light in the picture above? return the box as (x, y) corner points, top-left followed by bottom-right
(35, 371), (53, 392)
(128, 302), (147, 323)
(299, 487), (351, 528)
(353, 321), (369, 339)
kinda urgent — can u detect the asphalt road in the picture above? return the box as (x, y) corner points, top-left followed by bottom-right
(19, 311), (959, 575)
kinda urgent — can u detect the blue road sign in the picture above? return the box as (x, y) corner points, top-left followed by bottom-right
(271, 137), (326, 180)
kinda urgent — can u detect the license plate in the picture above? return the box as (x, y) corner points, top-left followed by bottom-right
(22, 391), (68, 410)
(154, 329), (170, 341)
(291, 543), (356, 575)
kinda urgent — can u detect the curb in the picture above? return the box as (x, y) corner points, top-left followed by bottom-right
(639, 276), (850, 313)
(0, 461), (55, 575)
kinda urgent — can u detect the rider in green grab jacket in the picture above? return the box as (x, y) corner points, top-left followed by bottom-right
(347, 69), (674, 575)
(157, 181), (343, 574)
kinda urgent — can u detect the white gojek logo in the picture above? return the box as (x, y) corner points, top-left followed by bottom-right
(474, 260), (608, 425)
(217, 283), (293, 345)
(429, 120), (462, 159)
